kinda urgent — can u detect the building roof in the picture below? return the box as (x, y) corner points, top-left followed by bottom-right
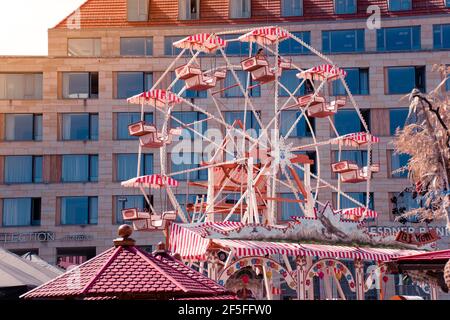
(21, 231), (233, 300)
(389, 249), (450, 263)
(53, 0), (449, 29)
(0, 248), (63, 289)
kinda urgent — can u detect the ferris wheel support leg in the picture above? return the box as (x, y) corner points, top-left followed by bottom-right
(262, 264), (273, 300)
(295, 256), (307, 300)
(332, 268), (347, 300)
(206, 167), (215, 222)
(354, 258), (365, 300)
(304, 164), (315, 218)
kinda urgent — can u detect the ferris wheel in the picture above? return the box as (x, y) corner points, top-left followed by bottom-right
(120, 26), (381, 230)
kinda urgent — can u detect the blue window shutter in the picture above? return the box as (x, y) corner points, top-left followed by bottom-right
(433, 25), (442, 49)
(412, 26), (421, 50)
(376, 29), (385, 51)
(322, 31), (330, 53)
(356, 29), (365, 52)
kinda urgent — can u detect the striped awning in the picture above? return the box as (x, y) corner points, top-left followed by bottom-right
(333, 132), (380, 147)
(121, 174), (179, 189)
(168, 223), (425, 262)
(297, 64), (347, 82)
(173, 33), (227, 53)
(340, 207), (378, 221)
(238, 27), (290, 45)
(127, 89), (182, 107)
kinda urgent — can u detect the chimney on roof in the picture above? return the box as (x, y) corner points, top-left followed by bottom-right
(113, 224), (136, 247)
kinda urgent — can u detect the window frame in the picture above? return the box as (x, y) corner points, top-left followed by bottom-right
(127, 0), (149, 22)
(388, 0), (412, 11)
(2, 197), (41, 227)
(120, 37), (153, 56)
(334, 0), (357, 15)
(115, 112), (154, 140)
(229, 0), (251, 19)
(61, 154), (98, 183)
(61, 113), (99, 141)
(179, 0), (200, 20)
(386, 66), (426, 95)
(116, 71), (153, 99)
(67, 38), (101, 57)
(322, 29), (365, 53)
(376, 26), (421, 52)
(4, 155), (43, 184)
(60, 196), (98, 226)
(4, 113), (42, 141)
(332, 67), (369, 96)
(62, 72), (99, 99)
(0, 73), (43, 100)
(116, 153), (153, 181)
(281, 0), (303, 17)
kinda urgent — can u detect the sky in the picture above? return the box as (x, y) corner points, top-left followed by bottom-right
(0, 0), (86, 56)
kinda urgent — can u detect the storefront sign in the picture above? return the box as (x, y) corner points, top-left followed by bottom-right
(0, 232), (93, 243)
(395, 229), (440, 246)
(368, 226), (450, 238)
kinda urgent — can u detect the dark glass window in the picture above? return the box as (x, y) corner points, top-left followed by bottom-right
(2, 198), (41, 227)
(387, 66), (425, 94)
(335, 192), (374, 210)
(279, 32), (310, 55)
(280, 151), (317, 180)
(179, 0), (199, 20)
(164, 36), (189, 56)
(334, 109), (370, 135)
(171, 111), (207, 139)
(120, 37), (153, 56)
(62, 113), (98, 141)
(62, 72), (98, 99)
(279, 69), (313, 97)
(172, 72), (207, 99)
(390, 152), (410, 178)
(280, 111), (315, 137)
(116, 153), (153, 181)
(389, 108), (416, 135)
(61, 155), (98, 182)
(5, 114), (42, 141)
(117, 72), (152, 99)
(433, 24), (450, 50)
(224, 111), (261, 135)
(334, 150), (367, 168)
(278, 193), (306, 221)
(333, 68), (369, 95)
(222, 34), (256, 56)
(4, 156), (42, 184)
(115, 195), (147, 224)
(281, 0), (303, 16)
(230, 0), (251, 18)
(388, 0), (412, 11)
(170, 153), (207, 181)
(116, 112), (153, 140)
(335, 0), (356, 14)
(377, 26), (421, 52)
(60, 196), (98, 225)
(322, 29), (365, 53)
(223, 70), (260, 97)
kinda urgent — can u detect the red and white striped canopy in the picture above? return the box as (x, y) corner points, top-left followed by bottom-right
(297, 64), (347, 82)
(127, 89), (183, 107)
(333, 132), (380, 147)
(168, 223), (424, 261)
(173, 33), (227, 53)
(121, 174), (179, 189)
(340, 207), (378, 221)
(238, 27), (290, 45)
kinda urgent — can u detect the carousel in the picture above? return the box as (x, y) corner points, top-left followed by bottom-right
(119, 27), (437, 300)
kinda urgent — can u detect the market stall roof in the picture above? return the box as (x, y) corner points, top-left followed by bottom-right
(169, 222), (425, 261)
(389, 249), (450, 263)
(0, 248), (63, 289)
(21, 225), (235, 300)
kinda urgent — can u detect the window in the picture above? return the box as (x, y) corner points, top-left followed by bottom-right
(279, 32), (310, 55)
(117, 72), (153, 99)
(62, 72), (98, 99)
(386, 66), (425, 94)
(334, 109), (370, 135)
(171, 111), (207, 139)
(179, 0), (199, 20)
(5, 114), (42, 141)
(390, 191), (420, 220)
(172, 72), (207, 99)
(280, 151), (316, 180)
(433, 24), (450, 50)
(2, 198), (41, 227)
(279, 193), (305, 221)
(68, 39), (101, 57)
(116, 112), (153, 140)
(4, 156), (42, 184)
(223, 71), (260, 97)
(62, 113), (98, 141)
(0, 73), (42, 100)
(164, 36), (189, 56)
(334, 150), (367, 167)
(377, 26), (421, 52)
(224, 111), (261, 135)
(280, 70), (313, 97)
(62, 155), (98, 183)
(332, 68), (369, 95)
(447, 0), (450, 7)
(230, 0), (251, 18)
(280, 111), (315, 138)
(222, 34), (256, 56)
(116, 153), (153, 181)
(389, 108), (416, 135)
(120, 37), (153, 56)
(334, 192), (374, 210)
(127, 0), (149, 21)
(281, 0), (303, 17)
(60, 197), (98, 225)
(388, 0), (412, 11)
(335, 0), (356, 14)
(56, 247), (96, 270)
(170, 153), (207, 181)
(115, 195), (147, 224)
(390, 152), (410, 178)
(322, 29), (364, 53)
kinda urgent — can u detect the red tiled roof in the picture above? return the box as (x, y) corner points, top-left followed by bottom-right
(54, 0), (449, 29)
(390, 249), (450, 263)
(21, 245), (232, 300)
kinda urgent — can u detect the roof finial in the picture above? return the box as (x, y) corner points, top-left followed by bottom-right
(113, 224), (136, 247)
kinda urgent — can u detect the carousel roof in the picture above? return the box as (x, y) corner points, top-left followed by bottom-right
(21, 226), (233, 300)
